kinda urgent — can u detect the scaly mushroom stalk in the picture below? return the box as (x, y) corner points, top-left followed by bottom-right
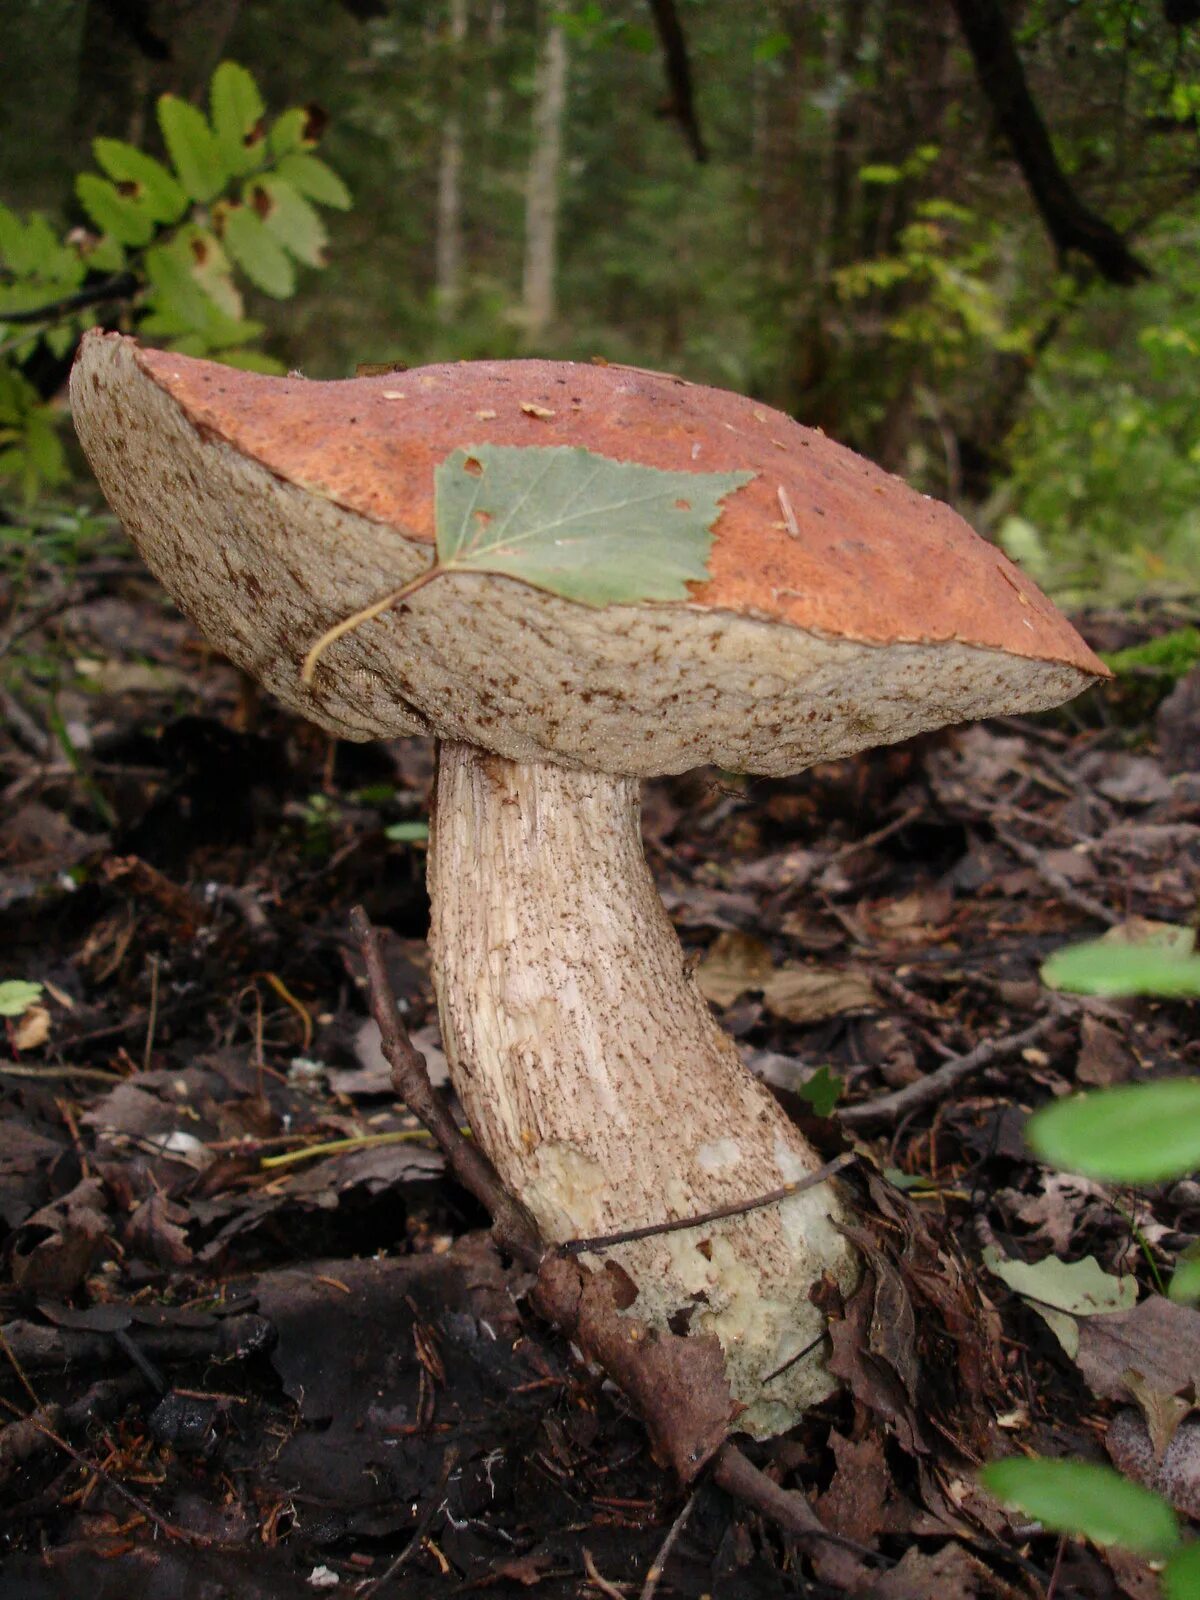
(429, 740), (856, 1437)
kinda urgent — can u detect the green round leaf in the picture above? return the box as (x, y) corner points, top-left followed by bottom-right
(1027, 1080), (1200, 1182)
(158, 94), (227, 204)
(797, 1065), (843, 1119)
(1041, 937), (1200, 998)
(1165, 1542), (1200, 1600)
(981, 1457), (1179, 1557)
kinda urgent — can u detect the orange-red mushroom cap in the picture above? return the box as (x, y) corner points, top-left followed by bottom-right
(70, 332), (1106, 775)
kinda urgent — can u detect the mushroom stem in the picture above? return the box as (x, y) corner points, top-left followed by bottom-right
(428, 739), (858, 1437)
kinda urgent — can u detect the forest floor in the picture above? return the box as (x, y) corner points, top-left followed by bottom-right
(0, 537), (1198, 1599)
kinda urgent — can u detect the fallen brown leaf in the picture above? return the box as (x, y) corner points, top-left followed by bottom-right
(763, 965), (876, 1024)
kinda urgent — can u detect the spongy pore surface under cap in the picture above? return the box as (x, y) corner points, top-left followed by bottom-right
(70, 332), (1105, 777)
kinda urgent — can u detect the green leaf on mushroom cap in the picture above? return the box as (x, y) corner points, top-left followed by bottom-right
(434, 444), (754, 606)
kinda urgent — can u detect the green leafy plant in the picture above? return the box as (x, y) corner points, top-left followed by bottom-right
(1102, 627), (1200, 683)
(982, 933), (1200, 1589)
(0, 979), (44, 1018)
(833, 167), (1033, 378)
(0, 60), (352, 502)
(796, 1064), (842, 1118)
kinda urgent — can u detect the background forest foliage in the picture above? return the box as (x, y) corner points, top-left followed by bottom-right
(2, 0), (1199, 601)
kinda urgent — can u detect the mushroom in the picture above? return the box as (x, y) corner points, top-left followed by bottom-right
(70, 333), (1106, 1437)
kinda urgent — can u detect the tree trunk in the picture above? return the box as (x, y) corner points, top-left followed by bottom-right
(72, 0), (241, 164)
(435, 0), (468, 322)
(522, 16), (568, 342)
(485, 0), (505, 131)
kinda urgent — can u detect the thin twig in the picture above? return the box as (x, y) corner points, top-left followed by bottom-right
(143, 955), (160, 1072)
(0, 1327), (42, 1410)
(0, 583), (100, 660)
(350, 905), (542, 1265)
(0, 1065), (125, 1082)
(760, 1330), (825, 1386)
(711, 1444), (886, 1564)
(837, 1007), (1068, 1130)
(560, 1152), (856, 1256)
(18, 1413), (201, 1544)
(992, 821), (1119, 927)
(639, 1489), (697, 1600)
(830, 802), (924, 863)
(356, 1445), (459, 1596)
(582, 1548), (628, 1598)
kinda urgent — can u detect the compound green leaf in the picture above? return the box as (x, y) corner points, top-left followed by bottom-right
(221, 205), (295, 297)
(158, 94), (226, 203)
(248, 177), (327, 266)
(275, 152), (351, 209)
(84, 233), (126, 273)
(0, 203), (28, 271)
(75, 173), (155, 247)
(92, 139), (187, 223)
(216, 348), (286, 373)
(981, 1457), (1179, 1558)
(211, 61), (266, 176)
(143, 241), (213, 328)
(22, 410), (67, 487)
(167, 225), (243, 318)
(141, 243), (259, 352)
(46, 323), (78, 359)
(434, 444), (751, 605)
(1027, 1080), (1200, 1183)
(0, 283), (55, 316)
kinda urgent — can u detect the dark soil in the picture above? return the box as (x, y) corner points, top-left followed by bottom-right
(1, 547), (1197, 1597)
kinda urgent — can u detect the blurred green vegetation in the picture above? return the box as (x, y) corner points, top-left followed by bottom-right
(1, 0), (1198, 598)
